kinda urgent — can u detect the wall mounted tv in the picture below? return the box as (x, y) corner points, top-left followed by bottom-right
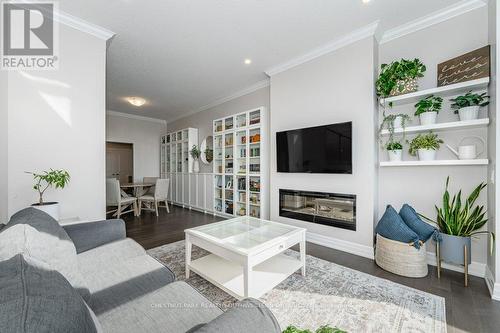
(276, 122), (352, 174)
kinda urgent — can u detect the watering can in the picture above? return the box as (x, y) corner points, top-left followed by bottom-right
(446, 136), (485, 160)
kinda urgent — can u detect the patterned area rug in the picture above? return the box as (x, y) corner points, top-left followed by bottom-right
(148, 241), (446, 333)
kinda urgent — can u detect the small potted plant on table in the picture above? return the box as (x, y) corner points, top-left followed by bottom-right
(27, 169), (70, 220)
(450, 91), (489, 121)
(190, 145), (201, 173)
(385, 141), (403, 162)
(408, 132), (443, 161)
(414, 95), (443, 125)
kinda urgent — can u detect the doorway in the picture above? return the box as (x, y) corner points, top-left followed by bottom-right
(106, 142), (134, 184)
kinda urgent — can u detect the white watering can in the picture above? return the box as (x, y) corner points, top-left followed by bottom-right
(446, 136), (485, 160)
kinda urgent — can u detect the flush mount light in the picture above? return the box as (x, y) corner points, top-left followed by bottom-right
(126, 96), (146, 107)
(244, 59), (252, 65)
(362, 0), (371, 3)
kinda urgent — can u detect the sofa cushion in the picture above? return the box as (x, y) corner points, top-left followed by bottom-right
(95, 280), (223, 333)
(399, 204), (441, 243)
(0, 208), (90, 302)
(0, 254), (99, 333)
(375, 205), (421, 249)
(78, 238), (146, 270)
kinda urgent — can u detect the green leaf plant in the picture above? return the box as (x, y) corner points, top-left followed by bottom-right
(190, 145), (201, 159)
(26, 169), (70, 205)
(379, 113), (411, 144)
(408, 132), (443, 156)
(385, 140), (403, 151)
(414, 95), (443, 116)
(283, 325), (347, 333)
(450, 91), (490, 114)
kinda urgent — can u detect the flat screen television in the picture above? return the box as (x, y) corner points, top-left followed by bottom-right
(276, 122), (352, 174)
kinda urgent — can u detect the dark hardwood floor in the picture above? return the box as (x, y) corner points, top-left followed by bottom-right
(122, 206), (500, 333)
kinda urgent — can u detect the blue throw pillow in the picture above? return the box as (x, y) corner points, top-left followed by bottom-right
(399, 204), (441, 243)
(375, 205), (421, 249)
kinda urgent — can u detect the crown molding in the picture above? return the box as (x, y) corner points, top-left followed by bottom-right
(380, 0), (486, 44)
(54, 9), (116, 41)
(167, 78), (270, 123)
(107, 110), (167, 125)
(265, 21), (379, 77)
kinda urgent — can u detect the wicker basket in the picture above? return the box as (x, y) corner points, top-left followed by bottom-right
(375, 234), (428, 278)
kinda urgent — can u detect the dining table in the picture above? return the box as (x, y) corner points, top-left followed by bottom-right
(120, 182), (154, 197)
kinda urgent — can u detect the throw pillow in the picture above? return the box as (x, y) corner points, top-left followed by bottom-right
(399, 204), (441, 243)
(375, 205), (421, 249)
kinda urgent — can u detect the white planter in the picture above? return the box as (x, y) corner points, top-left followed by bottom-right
(32, 202), (59, 220)
(419, 111), (438, 125)
(458, 106), (480, 121)
(417, 148), (437, 161)
(393, 116), (403, 129)
(193, 160), (200, 173)
(388, 149), (403, 162)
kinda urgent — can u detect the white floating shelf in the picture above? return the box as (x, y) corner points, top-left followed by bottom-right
(380, 118), (489, 136)
(379, 78), (490, 107)
(380, 159), (489, 167)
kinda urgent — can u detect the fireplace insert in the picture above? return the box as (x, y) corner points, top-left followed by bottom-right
(279, 189), (356, 231)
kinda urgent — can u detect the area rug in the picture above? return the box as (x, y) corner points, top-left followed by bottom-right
(148, 241), (446, 333)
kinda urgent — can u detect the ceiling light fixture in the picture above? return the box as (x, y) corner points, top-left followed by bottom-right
(244, 59), (252, 65)
(126, 96), (146, 107)
(362, 0), (371, 3)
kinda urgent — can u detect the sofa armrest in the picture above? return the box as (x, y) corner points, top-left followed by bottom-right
(63, 219), (126, 253)
(193, 298), (281, 333)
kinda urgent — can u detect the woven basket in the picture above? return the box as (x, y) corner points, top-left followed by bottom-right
(375, 234), (428, 278)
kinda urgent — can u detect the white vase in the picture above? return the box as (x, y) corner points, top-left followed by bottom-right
(193, 160), (200, 173)
(393, 116), (403, 129)
(32, 202), (60, 220)
(419, 111), (438, 125)
(388, 149), (403, 162)
(417, 148), (437, 161)
(458, 106), (480, 121)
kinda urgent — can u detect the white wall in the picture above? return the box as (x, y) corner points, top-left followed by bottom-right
(7, 24), (107, 221)
(0, 70), (7, 224)
(269, 37), (378, 256)
(106, 112), (167, 181)
(378, 8), (489, 268)
(168, 86), (270, 173)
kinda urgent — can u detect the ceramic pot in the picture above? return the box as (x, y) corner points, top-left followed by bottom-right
(458, 106), (480, 121)
(417, 148), (436, 161)
(388, 149), (403, 162)
(419, 111), (438, 125)
(32, 202), (59, 220)
(393, 116), (403, 129)
(390, 78), (418, 96)
(440, 233), (472, 265)
(193, 160), (200, 173)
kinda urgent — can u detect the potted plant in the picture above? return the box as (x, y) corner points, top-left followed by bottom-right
(421, 177), (493, 268)
(450, 91), (489, 121)
(386, 141), (403, 162)
(414, 95), (443, 125)
(26, 169), (70, 220)
(190, 145), (201, 173)
(408, 132), (443, 161)
(376, 58), (426, 109)
(379, 114), (411, 142)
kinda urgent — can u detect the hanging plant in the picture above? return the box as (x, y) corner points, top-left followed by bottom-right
(379, 113), (411, 144)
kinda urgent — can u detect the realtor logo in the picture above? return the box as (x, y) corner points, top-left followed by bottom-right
(1, 1), (59, 70)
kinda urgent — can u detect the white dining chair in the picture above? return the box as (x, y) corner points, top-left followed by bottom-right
(142, 176), (159, 196)
(138, 179), (170, 216)
(106, 178), (138, 218)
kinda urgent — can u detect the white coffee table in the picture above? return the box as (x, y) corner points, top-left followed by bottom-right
(185, 216), (306, 300)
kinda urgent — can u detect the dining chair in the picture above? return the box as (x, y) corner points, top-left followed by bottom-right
(106, 178), (138, 218)
(142, 176), (159, 196)
(138, 179), (170, 216)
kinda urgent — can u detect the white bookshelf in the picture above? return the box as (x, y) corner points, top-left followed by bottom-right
(379, 77), (489, 107)
(380, 159), (489, 167)
(379, 118), (489, 136)
(213, 107), (267, 218)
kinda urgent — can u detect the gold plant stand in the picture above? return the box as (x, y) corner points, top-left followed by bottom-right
(436, 242), (469, 287)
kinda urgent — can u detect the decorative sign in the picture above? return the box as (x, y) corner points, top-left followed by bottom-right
(437, 46), (490, 87)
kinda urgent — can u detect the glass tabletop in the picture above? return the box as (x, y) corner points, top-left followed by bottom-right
(188, 216), (298, 250)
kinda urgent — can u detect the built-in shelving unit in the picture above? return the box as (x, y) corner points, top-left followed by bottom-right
(380, 159), (489, 167)
(213, 107), (267, 218)
(379, 118), (489, 136)
(379, 77), (490, 107)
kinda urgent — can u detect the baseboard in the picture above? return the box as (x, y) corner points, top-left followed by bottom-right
(485, 266), (500, 300)
(425, 252), (486, 278)
(307, 232), (375, 260)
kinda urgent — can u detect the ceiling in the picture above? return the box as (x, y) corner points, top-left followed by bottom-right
(59, 0), (468, 122)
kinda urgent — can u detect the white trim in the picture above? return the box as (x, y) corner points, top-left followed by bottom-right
(307, 232), (375, 260)
(54, 9), (115, 41)
(168, 79), (270, 123)
(380, 0), (486, 44)
(485, 266), (500, 300)
(426, 251), (486, 278)
(265, 21), (379, 77)
(107, 110), (167, 124)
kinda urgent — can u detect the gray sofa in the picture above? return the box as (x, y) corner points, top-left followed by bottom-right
(0, 208), (281, 333)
